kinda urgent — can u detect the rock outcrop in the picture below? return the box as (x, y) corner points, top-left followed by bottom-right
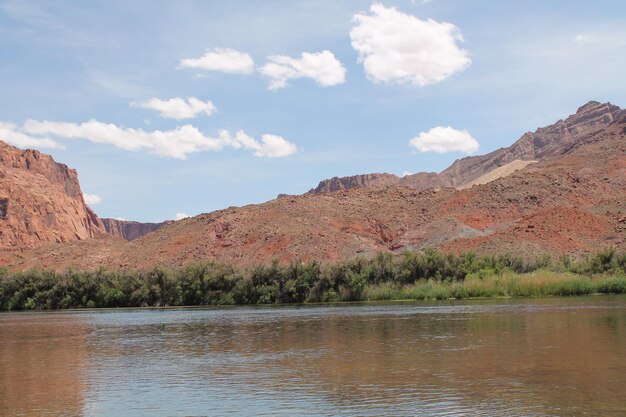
(308, 101), (624, 193)
(2, 101), (625, 271)
(101, 218), (171, 240)
(0, 141), (106, 249)
(308, 173), (400, 194)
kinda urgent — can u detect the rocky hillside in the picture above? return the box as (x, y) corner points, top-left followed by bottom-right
(309, 101), (622, 193)
(0, 141), (105, 249)
(101, 218), (171, 241)
(5, 101), (625, 271)
(308, 173), (400, 194)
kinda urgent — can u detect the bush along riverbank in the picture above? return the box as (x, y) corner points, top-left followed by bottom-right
(1, 249), (625, 310)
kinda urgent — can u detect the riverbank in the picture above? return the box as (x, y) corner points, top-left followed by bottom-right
(1, 249), (625, 310)
(363, 271), (626, 301)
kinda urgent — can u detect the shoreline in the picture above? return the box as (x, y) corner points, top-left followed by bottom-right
(1, 270), (625, 312)
(0, 291), (624, 314)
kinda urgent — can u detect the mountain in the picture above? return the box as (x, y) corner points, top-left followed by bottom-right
(101, 218), (172, 241)
(4, 100), (624, 271)
(0, 141), (105, 250)
(0, 141), (174, 253)
(308, 101), (623, 193)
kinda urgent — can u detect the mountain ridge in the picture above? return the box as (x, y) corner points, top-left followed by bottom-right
(1, 100), (624, 271)
(308, 101), (624, 194)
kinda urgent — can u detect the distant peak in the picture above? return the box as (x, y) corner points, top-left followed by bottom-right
(576, 100), (603, 114)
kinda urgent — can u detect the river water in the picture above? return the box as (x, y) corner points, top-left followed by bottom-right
(1, 296), (625, 416)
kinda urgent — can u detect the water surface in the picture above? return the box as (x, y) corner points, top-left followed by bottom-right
(1, 296), (626, 416)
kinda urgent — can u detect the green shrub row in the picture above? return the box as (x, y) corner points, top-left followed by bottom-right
(0, 248), (625, 310)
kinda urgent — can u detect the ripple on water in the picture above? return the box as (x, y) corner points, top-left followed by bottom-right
(1, 296), (626, 416)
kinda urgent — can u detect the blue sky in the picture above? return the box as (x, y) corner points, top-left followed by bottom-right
(1, 0), (625, 222)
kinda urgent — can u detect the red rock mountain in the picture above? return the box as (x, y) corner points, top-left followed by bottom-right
(101, 218), (171, 241)
(309, 101), (622, 193)
(2, 101), (625, 271)
(0, 141), (105, 250)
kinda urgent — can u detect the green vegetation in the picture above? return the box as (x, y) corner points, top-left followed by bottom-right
(1, 249), (625, 310)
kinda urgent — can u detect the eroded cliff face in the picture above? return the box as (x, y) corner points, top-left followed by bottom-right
(434, 101), (624, 187)
(0, 141), (105, 249)
(7, 104), (625, 271)
(101, 218), (171, 240)
(1, 101), (625, 271)
(308, 101), (624, 193)
(307, 173), (401, 194)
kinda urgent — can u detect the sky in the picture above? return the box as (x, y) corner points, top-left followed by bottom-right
(1, 0), (626, 222)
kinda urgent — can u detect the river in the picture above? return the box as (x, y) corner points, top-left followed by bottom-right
(1, 296), (625, 416)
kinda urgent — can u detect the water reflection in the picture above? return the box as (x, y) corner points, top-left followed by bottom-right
(0, 313), (86, 417)
(1, 297), (626, 416)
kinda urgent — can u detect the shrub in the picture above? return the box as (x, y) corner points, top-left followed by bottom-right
(0, 249), (625, 309)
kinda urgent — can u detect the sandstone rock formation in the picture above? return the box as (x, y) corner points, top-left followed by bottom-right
(0, 141), (105, 249)
(308, 173), (401, 194)
(2, 101), (625, 271)
(101, 218), (171, 241)
(308, 101), (623, 193)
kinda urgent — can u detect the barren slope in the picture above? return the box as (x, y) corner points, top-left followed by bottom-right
(458, 160), (537, 189)
(309, 101), (622, 193)
(3, 101), (625, 271)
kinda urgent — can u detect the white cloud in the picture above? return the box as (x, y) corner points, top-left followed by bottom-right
(1, 119), (297, 159)
(402, 171), (414, 177)
(175, 212), (191, 221)
(217, 131), (298, 158)
(252, 134), (298, 157)
(179, 48), (255, 74)
(0, 122), (63, 149)
(350, 3), (470, 86)
(259, 50), (346, 90)
(409, 126), (479, 154)
(131, 97), (216, 120)
(83, 193), (101, 205)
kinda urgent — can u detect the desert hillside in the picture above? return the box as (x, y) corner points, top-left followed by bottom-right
(309, 101), (622, 193)
(3, 101), (624, 271)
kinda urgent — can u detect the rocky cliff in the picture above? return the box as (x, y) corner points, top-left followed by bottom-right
(101, 218), (171, 240)
(0, 141), (106, 249)
(432, 100), (623, 188)
(2, 101), (625, 271)
(308, 101), (624, 193)
(6, 101), (625, 271)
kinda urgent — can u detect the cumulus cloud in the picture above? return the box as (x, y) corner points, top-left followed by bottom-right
(350, 3), (470, 86)
(251, 134), (298, 157)
(0, 122), (63, 149)
(175, 212), (191, 221)
(83, 193), (102, 205)
(259, 50), (346, 90)
(217, 130), (298, 158)
(1, 119), (297, 159)
(179, 48), (255, 74)
(131, 97), (216, 120)
(409, 126), (479, 154)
